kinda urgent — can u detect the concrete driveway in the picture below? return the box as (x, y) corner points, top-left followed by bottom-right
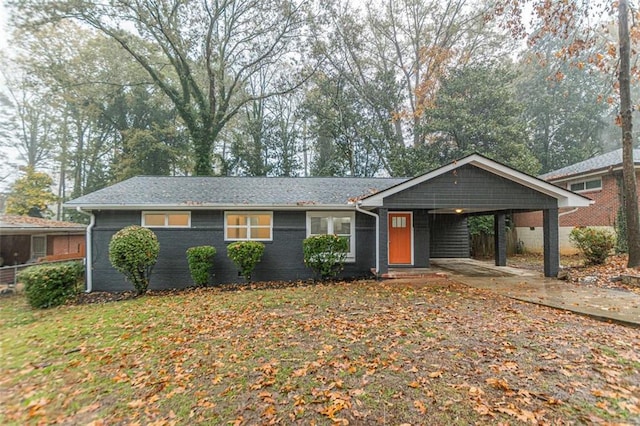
(431, 258), (640, 327)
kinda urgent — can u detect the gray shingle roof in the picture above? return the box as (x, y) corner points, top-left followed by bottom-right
(65, 176), (409, 209)
(540, 148), (640, 181)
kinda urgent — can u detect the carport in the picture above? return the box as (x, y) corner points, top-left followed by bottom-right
(357, 154), (593, 278)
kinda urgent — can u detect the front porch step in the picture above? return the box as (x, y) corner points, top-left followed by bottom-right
(372, 267), (448, 279)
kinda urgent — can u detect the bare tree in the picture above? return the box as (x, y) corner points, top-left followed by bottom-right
(9, 0), (312, 175)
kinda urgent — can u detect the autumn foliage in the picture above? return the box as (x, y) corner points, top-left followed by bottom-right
(569, 226), (615, 265)
(1, 278), (638, 424)
(108, 225), (160, 294)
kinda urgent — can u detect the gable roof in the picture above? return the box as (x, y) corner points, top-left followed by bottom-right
(0, 215), (86, 233)
(359, 153), (592, 208)
(66, 154), (593, 211)
(64, 176), (408, 210)
(540, 148), (640, 182)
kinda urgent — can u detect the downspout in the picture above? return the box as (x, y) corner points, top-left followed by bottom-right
(76, 207), (95, 293)
(355, 201), (380, 275)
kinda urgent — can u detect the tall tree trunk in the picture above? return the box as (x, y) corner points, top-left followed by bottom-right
(618, 0), (640, 267)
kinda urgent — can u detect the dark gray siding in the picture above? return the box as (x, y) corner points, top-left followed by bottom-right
(413, 210), (430, 267)
(90, 210), (376, 292)
(429, 214), (470, 258)
(383, 164), (557, 210)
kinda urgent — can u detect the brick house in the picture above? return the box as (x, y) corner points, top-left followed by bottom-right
(0, 215), (86, 266)
(514, 149), (640, 253)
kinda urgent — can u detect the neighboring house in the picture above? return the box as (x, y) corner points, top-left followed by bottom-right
(0, 215), (86, 266)
(514, 149), (640, 253)
(65, 154), (591, 292)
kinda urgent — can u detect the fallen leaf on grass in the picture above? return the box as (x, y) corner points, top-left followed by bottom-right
(25, 397), (49, 422)
(127, 399), (145, 408)
(619, 401), (640, 415)
(77, 402), (101, 414)
(486, 377), (511, 391)
(496, 405), (538, 423)
(473, 403), (494, 417)
(414, 399), (427, 414)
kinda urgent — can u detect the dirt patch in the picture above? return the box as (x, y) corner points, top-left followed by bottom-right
(561, 254), (640, 294)
(509, 253), (640, 294)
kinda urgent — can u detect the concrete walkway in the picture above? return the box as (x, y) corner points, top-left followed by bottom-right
(430, 258), (640, 327)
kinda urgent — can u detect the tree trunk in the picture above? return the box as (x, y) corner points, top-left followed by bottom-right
(618, 0), (640, 267)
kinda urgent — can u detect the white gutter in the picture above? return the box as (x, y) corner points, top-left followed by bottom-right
(75, 207), (95, 293)
(354, 202), (380, 275)
(64, 203), (356, 211)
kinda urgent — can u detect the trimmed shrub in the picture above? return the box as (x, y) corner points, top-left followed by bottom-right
(186, 245), (217, 286)
(109, 225), (160, 295)
(569, 226), (615, 265)
(303, 234), (349, 280)
(19, 261), (84, 308)
(227, 241), (265, 282)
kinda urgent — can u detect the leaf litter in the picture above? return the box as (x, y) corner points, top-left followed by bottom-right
(1, 276), (639, 425)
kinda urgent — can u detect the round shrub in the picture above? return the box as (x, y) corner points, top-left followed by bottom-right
(569, 226), (615, 265)
(109, 225), (160, 295)
(303, 234), (349, 280)
(19, 261), (84, 308)
(227, 241), (265, 282)
(186, 245), (217, 286)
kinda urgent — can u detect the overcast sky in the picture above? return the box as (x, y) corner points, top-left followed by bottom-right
(0, 0), (8, 50)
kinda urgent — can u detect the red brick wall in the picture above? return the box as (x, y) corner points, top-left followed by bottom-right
(51, 235), (85, 255)
(513, 171), (634, 228)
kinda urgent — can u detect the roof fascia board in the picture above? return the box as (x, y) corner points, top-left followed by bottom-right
(546, 163), (640, 183)
(548, 165), (637, 183)
(360, 154), (592, 208)
(0, 228), (86, 234)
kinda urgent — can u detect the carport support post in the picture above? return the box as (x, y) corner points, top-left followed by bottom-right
(379, 208), (389, 276)
(543, 208), (559, 277)
(494, 213), (507, 267)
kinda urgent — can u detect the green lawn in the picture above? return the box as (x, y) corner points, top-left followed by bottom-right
(1, 278), (639, 425)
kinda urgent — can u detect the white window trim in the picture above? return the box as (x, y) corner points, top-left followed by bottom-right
(141, 211), (191, 228)
(388, 211), (414, 266)
(568, 178), (602, 193)
(306, 211), (356, 262)
(31, 235), (47, 260)
(224, 211), (273, 241)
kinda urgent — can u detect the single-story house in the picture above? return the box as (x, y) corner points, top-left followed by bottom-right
(514, 148), (640, 253)
(0, 215), (86, 284)
(64, 154), (591, 292)
(0, 215), (86, 266)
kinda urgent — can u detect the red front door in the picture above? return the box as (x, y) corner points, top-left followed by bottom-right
(389, 213), (412, 264)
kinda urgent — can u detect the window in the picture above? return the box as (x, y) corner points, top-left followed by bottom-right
(569, 178), (602, 192)
(31, 235), (47, 260)
(225, 212), (273, 241)
(391, 216), (407, 228)
(306, 212), (356, 260)
(142, 212), (191, 228)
